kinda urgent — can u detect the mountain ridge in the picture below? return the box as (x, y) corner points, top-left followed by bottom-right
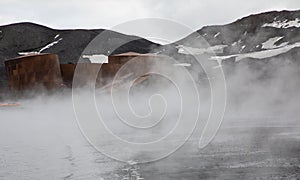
(0, 10), (300, 91)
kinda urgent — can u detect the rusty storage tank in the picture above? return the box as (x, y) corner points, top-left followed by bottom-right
(5, 53), (63, 91)
(98, 52), (164, 87)
(60, 52), (164, 88)
(60, 63), (103, 88)
(105, 52), (161, 76)
(0, 66), (9, 95)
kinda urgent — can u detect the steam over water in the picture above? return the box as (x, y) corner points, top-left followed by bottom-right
(1, 58), (300, 179)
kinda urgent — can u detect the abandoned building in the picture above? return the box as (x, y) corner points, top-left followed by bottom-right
(4, 52), (163, 91)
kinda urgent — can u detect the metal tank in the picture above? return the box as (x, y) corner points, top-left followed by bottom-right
(5, 53), (63, 91)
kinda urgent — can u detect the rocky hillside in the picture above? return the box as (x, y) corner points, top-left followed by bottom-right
(0, 22), (159, 90)
(173, 10), (300, 64)
(0, 22), (159, 64)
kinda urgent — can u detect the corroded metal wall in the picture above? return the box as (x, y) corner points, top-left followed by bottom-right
(3, 52), (162, 91)
(106, 52), (160, 78)
(0, 66), (9, 95)
(60, 63), (130, 88)
(5, 53), (63, 91)
(60, 52), (163, 88)
(60, 63), (103, 88)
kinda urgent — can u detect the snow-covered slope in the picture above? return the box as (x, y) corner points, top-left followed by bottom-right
(172, 10), (300, 63)
(262, 18), (300, 28)
(210, 42), (300, 62)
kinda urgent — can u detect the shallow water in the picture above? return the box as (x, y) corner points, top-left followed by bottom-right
(0, 96), (299, 180)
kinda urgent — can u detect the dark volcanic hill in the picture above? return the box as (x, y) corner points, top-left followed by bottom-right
(0, 22), (160, 90)
(0, 22), (159, 64)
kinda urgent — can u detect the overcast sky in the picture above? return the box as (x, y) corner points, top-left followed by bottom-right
(0, 0), (299, 42)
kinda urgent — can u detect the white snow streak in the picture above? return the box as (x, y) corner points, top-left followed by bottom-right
(211, 42), (300, 62)
(39, 38), (63, 53)
(262, 18), (300, 28)
(18, 52), (39, 56)
(82, 54), (108, 63)
(177, 44), (228, 55)
(18, 37), (63, 55)
(262, 37), (288, 49)
(54, 34), (60, 39)
(173, 63), (191, 67)
(214, 32), (220, 38)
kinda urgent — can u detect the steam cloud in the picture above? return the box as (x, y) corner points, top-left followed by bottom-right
(1, 19), (299, 179)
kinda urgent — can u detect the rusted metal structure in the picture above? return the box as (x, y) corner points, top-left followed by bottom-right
(60, 52), (161, 88)
(106, 52), (153, 71)
(5, 53), (63, 91)
(60, 63), (118, 88)
(102, 52), (159, 78)
(60, 63), (103, 88)
(0, 103), (20, 107)
(4, 52), (162, 91)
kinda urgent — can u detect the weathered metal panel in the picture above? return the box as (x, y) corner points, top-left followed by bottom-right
(61, 63), (103, 88)
(60, 52), (164, 89)
(4, 53), (63, 91)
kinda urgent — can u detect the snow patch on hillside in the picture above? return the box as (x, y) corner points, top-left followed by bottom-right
(39, 38), (63, 53)
(211, 42), (300, 62)
(82, 54), (108, 63)
(232, 42), (238, 46)
(210, 54), (237, 61)
(173, 63), (191, 67)
(214, 32), (220, 38)
(18, 37), (63, 55)
(262, 18), (300, 28)
(262, 37), (288, 49)
(18, 52), (39, 56)
(177, 44), (228, 55)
